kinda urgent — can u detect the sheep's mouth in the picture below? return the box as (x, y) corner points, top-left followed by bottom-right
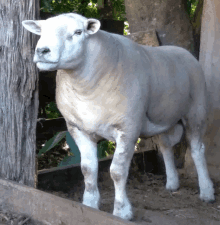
(36, 61), (58, 71)
(35, 60), (58, 64)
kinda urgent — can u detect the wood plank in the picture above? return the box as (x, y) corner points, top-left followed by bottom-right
(38, 149), (158, 175)
(0, 178), (134, 225)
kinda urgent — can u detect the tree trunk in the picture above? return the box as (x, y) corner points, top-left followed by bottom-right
(0, 0), (39, 187)
(184, 0), (220, 180)
(124, 0), (194, 55)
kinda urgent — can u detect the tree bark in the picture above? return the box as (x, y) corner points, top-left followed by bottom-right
(184, 0), (220, 180)
(124, 0), (194, 55)
(0, 0), (39, 187)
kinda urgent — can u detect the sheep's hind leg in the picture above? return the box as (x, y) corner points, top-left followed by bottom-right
(183, 120), (215, 202)
(157, 123), (184, 191)
(182, 95), (215, 202)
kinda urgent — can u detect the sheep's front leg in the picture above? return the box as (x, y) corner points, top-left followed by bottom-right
(110, 136), (136, 220)
(68, 125), (100, 209)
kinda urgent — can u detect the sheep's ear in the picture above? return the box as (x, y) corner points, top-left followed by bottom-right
(22, 20), (43, 35)
(84, 19), (100, 35)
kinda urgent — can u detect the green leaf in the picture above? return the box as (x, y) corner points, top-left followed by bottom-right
(58, 132), (81, 166)
(38, 131), (67, 157)
(45, 102), (62, 119)
(40, 0), (125, 21)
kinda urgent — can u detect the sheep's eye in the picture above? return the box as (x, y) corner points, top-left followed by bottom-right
(75, 30), (82, 35)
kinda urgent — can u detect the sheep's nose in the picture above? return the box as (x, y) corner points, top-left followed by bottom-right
(36, 47), (50, 55)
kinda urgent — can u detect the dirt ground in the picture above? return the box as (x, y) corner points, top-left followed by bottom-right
(40, 167), (220, 225)
(0, 204), (44, 225)
(36, 139), (220, 224)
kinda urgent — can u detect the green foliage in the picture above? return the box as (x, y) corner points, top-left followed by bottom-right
(41, 0), (100, 18)
(38, 131), (67, 157)
(38, 133), (142, 169)
(86, 1), (100, 18)
(45, 102), (62, 119)
(98, 140), (116, 157)
(111, 0), (126, 21)
(123, 21), (129, 35)
(41, 0), (198, 22)
(40, 0), (126, 20)
(186, 0), (199, 19)
(38, 133), (116, 161)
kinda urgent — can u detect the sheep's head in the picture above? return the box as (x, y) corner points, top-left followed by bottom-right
(22, 13), (100, 71)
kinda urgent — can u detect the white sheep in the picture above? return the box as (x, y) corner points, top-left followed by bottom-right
(22, 13), (214, 220)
